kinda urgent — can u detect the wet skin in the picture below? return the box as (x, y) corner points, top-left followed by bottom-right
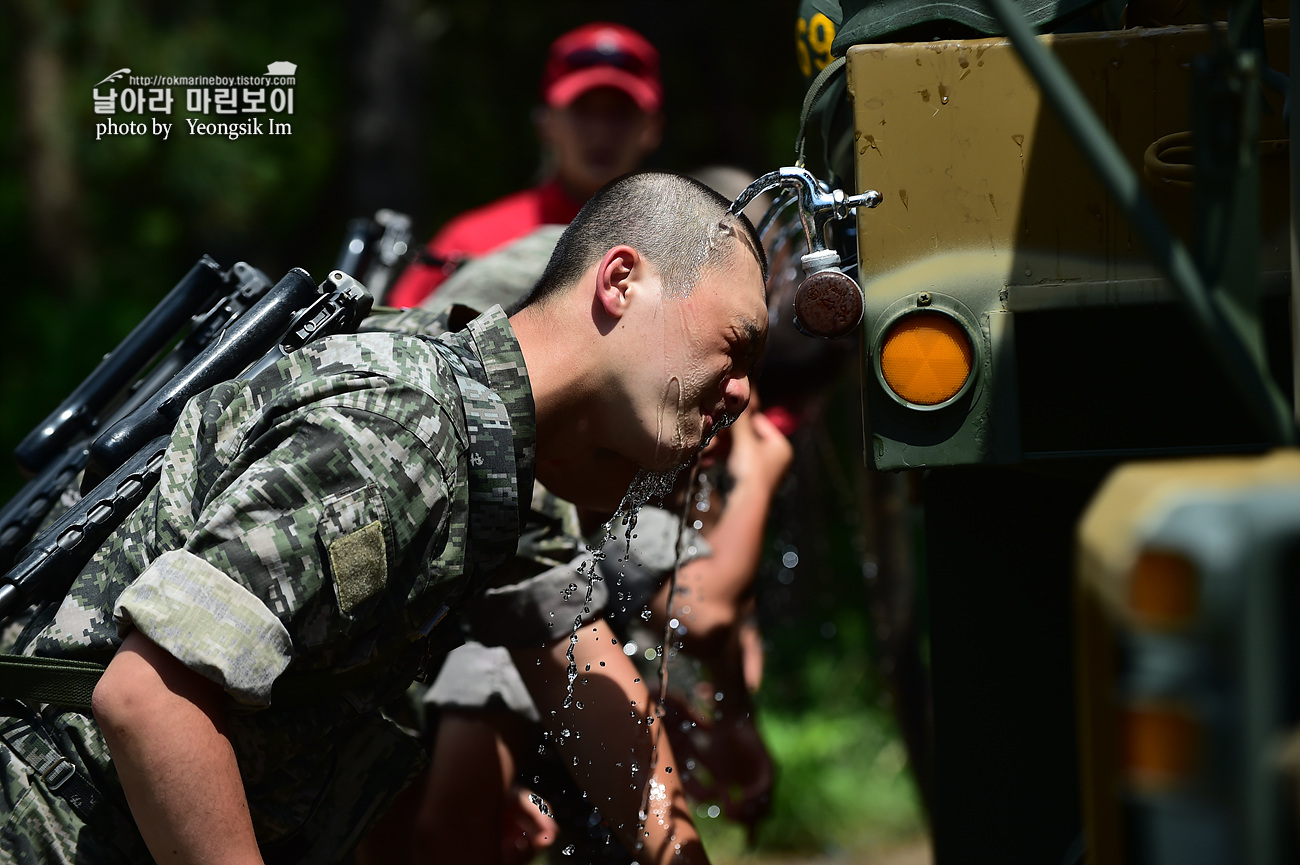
(522, 236), (767, 514)
(624, 239), (768, 473)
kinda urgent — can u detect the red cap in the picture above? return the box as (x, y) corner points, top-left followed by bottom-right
(542, 23), (662, 113)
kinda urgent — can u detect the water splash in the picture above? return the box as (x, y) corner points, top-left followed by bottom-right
(562, 465), (686, 710)
(633, 459), (707, 841)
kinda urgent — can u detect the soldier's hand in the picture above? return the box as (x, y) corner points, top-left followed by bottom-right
(725, 404), (794, 494)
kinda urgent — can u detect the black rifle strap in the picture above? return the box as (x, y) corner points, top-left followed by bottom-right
(0, 655), (104, 710)
(795, 55), (847, 169)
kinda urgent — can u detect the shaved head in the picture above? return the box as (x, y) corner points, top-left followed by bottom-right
(518, 172), (767, 309)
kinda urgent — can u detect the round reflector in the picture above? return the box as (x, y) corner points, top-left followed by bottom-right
(1122, 703), (1201, 790)
(879, 312), (974, 405)
(1129, 550), (1198, 629)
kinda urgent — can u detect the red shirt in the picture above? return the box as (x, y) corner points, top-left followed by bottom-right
(386, 178), (584, 308)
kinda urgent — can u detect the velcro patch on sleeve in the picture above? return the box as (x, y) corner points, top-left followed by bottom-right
(330, 520), (387, 615)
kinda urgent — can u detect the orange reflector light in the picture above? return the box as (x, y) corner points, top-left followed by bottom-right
(1129, 550), (1198, 628)
(1122, 703), (1201, 790)
(879, 313), (973, 405)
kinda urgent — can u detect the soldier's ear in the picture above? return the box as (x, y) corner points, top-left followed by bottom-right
(594, 246), (638, 320)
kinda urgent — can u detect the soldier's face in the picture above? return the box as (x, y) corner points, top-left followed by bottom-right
(625, 242), (767, 473)
(542, 88), (663, 201)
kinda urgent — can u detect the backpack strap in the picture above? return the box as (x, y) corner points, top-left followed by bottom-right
(795, 55), (847, 169)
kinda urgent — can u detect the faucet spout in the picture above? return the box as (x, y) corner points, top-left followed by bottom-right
(728, 166), (881, 255)
(731, 166), (881, 340)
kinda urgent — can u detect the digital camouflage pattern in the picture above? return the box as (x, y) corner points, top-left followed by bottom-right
(360, 307), (598, 649)
(366, 248), (714, 716)
(0, 305), (535, 864)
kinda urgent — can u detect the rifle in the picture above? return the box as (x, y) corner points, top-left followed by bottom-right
(14, 257), (227, 475)
(332, 208), (412, 304)
(0, 269), (374, 621)
(0, 260), (274, 572)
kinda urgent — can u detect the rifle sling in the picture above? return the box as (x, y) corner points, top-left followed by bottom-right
(0, 655), (104, 710)
(0, 635), (442, 712)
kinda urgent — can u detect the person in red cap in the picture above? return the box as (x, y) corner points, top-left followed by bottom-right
(385, 22), (664, 309)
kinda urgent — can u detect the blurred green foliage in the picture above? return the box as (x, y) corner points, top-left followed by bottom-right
(698, 375), (929, 858)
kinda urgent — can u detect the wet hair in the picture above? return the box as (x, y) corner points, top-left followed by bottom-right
(514, 172), (767, 311)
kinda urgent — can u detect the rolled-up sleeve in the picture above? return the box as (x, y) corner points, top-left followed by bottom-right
(113, 549), (293, 706)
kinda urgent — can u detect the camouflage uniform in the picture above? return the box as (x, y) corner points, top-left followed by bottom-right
(371, 231), (713, 719)
(376, 233), (714, 865)
(0, 305), (535, 864)
(425, 505), (711, 721)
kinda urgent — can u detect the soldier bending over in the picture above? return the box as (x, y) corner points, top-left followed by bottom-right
(0, 172), (767, 865)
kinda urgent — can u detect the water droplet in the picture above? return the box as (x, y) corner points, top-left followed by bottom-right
(562, 844), (576, 855)
(781, 550), (800, 568)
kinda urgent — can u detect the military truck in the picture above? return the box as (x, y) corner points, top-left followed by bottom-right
(785, 0), (1297, 861)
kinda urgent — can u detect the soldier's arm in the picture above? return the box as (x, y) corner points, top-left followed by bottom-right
(93, 630), (265, 865)
(512, 619), (709, 865)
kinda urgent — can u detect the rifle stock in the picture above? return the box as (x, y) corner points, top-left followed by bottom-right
(0, 269), (373, 620)
(81, 267), (320, 490)
(0, 261), (273, 572)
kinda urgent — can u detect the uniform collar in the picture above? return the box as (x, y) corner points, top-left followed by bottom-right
(458, 305), (536, 515)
